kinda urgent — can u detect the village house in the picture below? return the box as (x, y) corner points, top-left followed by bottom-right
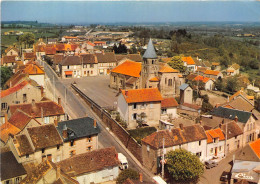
(59, 55), (98, 78)
(22, 52), (36, 64)
(179, 83), (193, 105)
(117, 88), (163, 129)
(62, 36), (79, 42)
(9, 124), (63, 164)
(0, 80), (42, 116)
(115, 53), (143, 65)
(229, 88), (255, 106)
(94, 41), (106, 47)
(110, 60), (142, 90)
(160, 97), (179, 121)
(45, 45), (57, 56)
(19, 160), (79, 184)
(247, 84), (260, 98)
(231, 138), (260, 184)
(5, 46), (20, 56)
(227, 63), (240, 76)
(211, 106), (258, 147)
(56, 117), (100, 160)
(203, 69), (223, 80)
(1, 150), (27, 184)
(95, 52), (117, 75)
(8, 98), (65, 124)
(1, 109), (41, 147)
(205, 128), (225, 161)
(57, 147), (119, 184)
(141, 124), (207, 174)
(182, 56), (196, 72)
(193, 75), (215, 90)
(1, 55), (20, 67)
(53, 53), (65, 72)
(47, 38), (57, 44)
(34, 38), (47, 60)
(211, 62), (221, 70)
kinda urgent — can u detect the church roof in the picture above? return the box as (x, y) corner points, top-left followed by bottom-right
(143, 39), (157, 59)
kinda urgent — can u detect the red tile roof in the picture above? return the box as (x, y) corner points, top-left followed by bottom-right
(0, 122), (21, 143)
(205, 128), (225, 143)
(56, 44), (66, 51)
(87, 41), (95, 47)
(70, 44), (78, 51)
(111, 60), (141, 77)
(0, 80), (30, 98)
(161, 98), (178, 108)
(249, 138), (260, 159)
(23, 52), (36, 60)
(57, 147), (119, 176)
(227, 69), (234, 73)
(35, 45), (46, 52)
(204, 70), (220, 76)
(9, 100), (65, 118)
(45, 46), (56, 55)
(159, 65), (178, 73)
(194, 75), (212, 83)
(2, 56), (16, 63)
(149, 76), (160, 82)
(121, 88), (163, 103)
(182, 56), (195, 65)
(23, 63), (45, 75)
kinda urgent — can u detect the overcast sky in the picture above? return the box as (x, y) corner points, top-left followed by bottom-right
(1, 1), (260, 24)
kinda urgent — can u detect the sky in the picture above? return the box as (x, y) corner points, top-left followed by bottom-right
(1, 1), (260, 24)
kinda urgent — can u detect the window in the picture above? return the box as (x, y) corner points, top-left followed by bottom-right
(132, 103), (137, 110)
(42, 148), (45, 153)
(132, 113), (137, 120)
(70, 140), (75, 146)
(161, 108), (167, 114)
(47, 154), (52, 161)
(26, 154), (29, 158)
(15, 101), (20, 104)
(84, 71), (86, 75)
(44, 117), (50, 124)
(1, 103), (7, 110)
(219, 146), (222, 151)
(253, 122), (255, 129)
(74, 71), (76, 75)
(57, 145), (60, 150)
(87, 146), (92, 151)
(196, 152), (202, 157)
(213, 138), (218, 143)
(199, 140), (201, 146)
(23, 94), (27, 103)
(84, 65), (87, 68)
(90, 64), (94, 68)
(140, 103), (145, 109)
(147, 145), (150, 152)
(247, 124), (249, 131)
(120, 80), (123, 85)
(114, 76), (116, 82)
(87, 136), (92, 142)
(250, 124), (252, 131)
(210, 148), (213, 154)
(67, 65), (70, 69)
(91, 71), (93, 74)
(168, 79), (172, 86)
(165, 78), (167, 84)
(15, 177), (22, 184)
(152, 60), (154, 64)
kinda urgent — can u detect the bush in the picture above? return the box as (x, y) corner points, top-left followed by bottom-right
(116, 169), (139, 184)
(128, 127), (157, 144)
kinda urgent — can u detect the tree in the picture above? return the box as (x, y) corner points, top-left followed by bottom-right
(136, 112), (147, 128)
(1, 67), (13, 89)
(116, 169), (139, 184)
(168, 55), (186, 73)
(226, 77), (239, 93)
(166, 149), (204, 183)
(18, 32), (35, 48)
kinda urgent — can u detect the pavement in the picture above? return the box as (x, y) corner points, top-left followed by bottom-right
(61, 76), (118, 108)
(38, 60), (154, 182)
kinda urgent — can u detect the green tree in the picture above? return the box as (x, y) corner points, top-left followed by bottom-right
(168, 55), (186, 73)
(116, 169), (139, 184)
(166, 149), (204, 183)
(226, 77), (239, 93)
(19, 32), (35, 48)
(1, 67), (13, 89)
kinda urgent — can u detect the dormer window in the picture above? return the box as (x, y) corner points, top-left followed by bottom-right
(70, 140), (75, 147)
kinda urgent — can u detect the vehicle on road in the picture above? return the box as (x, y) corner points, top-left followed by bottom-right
(220, 171), (230, 182)
(205, 160), (218, 169)
(118, 153), (128, 170)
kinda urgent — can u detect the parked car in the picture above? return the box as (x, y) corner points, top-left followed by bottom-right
(220, 171), (230, 182)
(205, 160), (218, 169)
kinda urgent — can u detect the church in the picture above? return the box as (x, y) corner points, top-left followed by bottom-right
(110, 39), (184, 97)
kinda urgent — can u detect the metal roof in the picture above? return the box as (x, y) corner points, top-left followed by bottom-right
(143, 39), (157, 59)
(179, 83), (190, 91)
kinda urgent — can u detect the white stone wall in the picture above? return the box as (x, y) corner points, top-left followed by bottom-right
(206, 140), (225, 161)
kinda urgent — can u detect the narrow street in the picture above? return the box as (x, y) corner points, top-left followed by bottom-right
(38, 59), (154, 182)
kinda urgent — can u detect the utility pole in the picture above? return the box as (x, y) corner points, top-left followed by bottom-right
(162, 137), (165, 178)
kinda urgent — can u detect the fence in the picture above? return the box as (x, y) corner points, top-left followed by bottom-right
(71, 83), (143, 163)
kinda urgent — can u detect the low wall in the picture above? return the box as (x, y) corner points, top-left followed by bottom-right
(71, 84), (142, 163)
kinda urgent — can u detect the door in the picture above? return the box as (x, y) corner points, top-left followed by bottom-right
(215, 147), (218, 156)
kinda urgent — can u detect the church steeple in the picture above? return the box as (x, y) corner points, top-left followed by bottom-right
(143, 39), (157, 59)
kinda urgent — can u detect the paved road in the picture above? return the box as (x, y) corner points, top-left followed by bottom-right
(38, 60), (154, 182)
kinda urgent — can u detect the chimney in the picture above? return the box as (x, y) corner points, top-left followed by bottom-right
(179, 123), (183, 130)
(139, 173), (143, 183)
(5, 113), (8, 124)
(63, 125), (68, 139)
(41, 86), (44, 97)
(93, 119), (97, 128)
(234, 116), (238, 122)
(125, 90), (128, 97)
(56, 166), (61, 180)
(58, 97), (61, 105)
(54, 119), (58, 126)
